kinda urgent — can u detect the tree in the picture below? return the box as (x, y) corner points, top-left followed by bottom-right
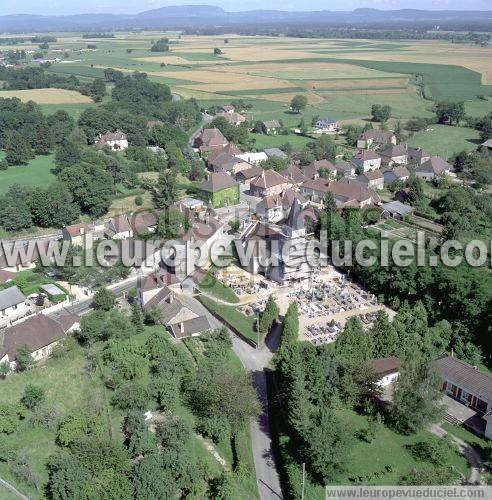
(55, 139), (81, 172)
(344, 125), (363, 147)
(213, 47), (223, 55)
(15, 345), (33, 371)
(83, 78), (106, 102)
(371, 104), (391, 123)
(131, 303), (144, 334)
(434, 101), (465, 125)
(93, 288), (116, 311)
(151, 123), (188, 150)
(123, 410), (156, 457)
(259, 295), (280, 335)
(0, 184), (33, 231)
(369, 310), (398, 358)
(154, 170), (178, 209)
(391, 355), (443, 434)
(406, 174), (424, 205)
(5, 131), (33, 165)
(20, 384), (45, 410)
(303, 406), (353, 484)
(290, 94), (308, 113)
(186, 359), (261, 433)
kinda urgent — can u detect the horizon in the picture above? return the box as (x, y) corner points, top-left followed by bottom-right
(2, 1), (492, 17)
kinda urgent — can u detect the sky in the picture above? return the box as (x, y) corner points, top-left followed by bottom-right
(1, 0), (491, 16)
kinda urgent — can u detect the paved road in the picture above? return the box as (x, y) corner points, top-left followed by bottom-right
(231, 323), (283, 500)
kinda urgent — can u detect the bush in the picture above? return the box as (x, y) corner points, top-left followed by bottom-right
(9, 455), (41, 490)
(134, 195), (143, 206)
(197, 415), (231, 444)
(20, 384), (45, 410)
(28, 403), (65, 430)
(0, 435), (17, 462)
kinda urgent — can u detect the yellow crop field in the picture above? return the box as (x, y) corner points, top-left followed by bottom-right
(0, 88), (93, 104)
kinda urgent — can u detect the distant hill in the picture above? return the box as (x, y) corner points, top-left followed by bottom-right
(0, 6), (491, 32)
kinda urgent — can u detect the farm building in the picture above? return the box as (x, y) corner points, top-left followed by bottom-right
(261, 120), (281, 135)
(94, 130), (128, 150)
(357, 129), (396, 149)
(62, 223), (92, 247)
(381, 200), (413, 220)
(415, 156), (454, 181)
(264, 148), (288, 159)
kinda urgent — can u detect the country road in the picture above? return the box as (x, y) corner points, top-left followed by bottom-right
(231, 323), (283, 500)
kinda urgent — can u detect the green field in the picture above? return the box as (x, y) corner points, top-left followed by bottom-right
(408, 124), (481, 159)
(0, 153), (56, 195)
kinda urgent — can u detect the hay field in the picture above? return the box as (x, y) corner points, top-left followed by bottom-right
(0, 88), (93, 104)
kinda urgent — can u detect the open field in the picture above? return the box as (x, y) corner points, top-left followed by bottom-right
(407, 125), (481, 160)
(0, 153), (56, 195)
(0, 88), (92, 104)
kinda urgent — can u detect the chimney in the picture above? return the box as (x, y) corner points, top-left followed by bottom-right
(180, 322), (184, 334)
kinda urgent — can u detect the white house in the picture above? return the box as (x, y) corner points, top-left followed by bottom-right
(352, 150), (382, 172)
(369, 357), (401, 387)
(94, 130), (128, 151)
(314, 117), (339, 134)
(235, 152), (268, 165)
(0, 286), (27, 322)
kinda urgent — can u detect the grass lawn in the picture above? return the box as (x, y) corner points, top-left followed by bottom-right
(198, 270), (239, 304)
(0, 345), (104, 498)
(199, 296), (258, 345)
(408, 124), (481, 160)
(0, 153), (56, 196)
(268, 367), (470, 500)
(0, 269), (69, 298)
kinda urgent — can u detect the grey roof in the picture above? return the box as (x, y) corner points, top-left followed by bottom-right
(199, 172), (238, 192)
(431, 355), (492, 403)
(381, 200), (413, 216)
(0, 286), (26, 310)
(264, 148), (288, 159)
(481, 139), (492, 148)
(285, 198), (304, 231)
(169, 315), (214, 339)
(40, 284), (65, 296)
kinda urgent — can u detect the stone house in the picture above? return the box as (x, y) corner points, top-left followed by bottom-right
(94, 130), (128, 150)
(197, 172), (240, 208)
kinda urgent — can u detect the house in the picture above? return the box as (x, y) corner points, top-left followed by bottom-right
(178, 198), (205, 212)
(0, 286), (27, 322)
(0, 313), (79, 371)
(481, 138), (492, 157)
(352, 150), (381, 172)
(169, 315), (215, 339)
(300, 179), (380, 207)
(282, 165), (306, 186)
(415, 156), (454, 181)
(249, 169), (292, 198)
(106, 215), (133, 239)
(261, 120), (281, 135)
(369, 357), (402, 387)
(335, 159), (356, 178)
(299, 178), (331, 203)
(383, 166), (410, 187)
(380, 144), (408, 166)
(356, 170), (384, 190)
(236, 166), (264, 185)
(0, 240), (53, 273)
(255, 190), (307, 223)
(62, 223), (92, 247)
(235, 151), (268, 165)
(331, 180), (381, 207)
(357, 129), (396, 149)
(381, 201), (413, 220)
(138, 271), (180, 310)
(408, 147), (431, 165)
(314, 117), (339, 134)
(197, 172), (240, 208)
(131, 212), (157, 236)
(216, 111), (246, 126)
(219, 104), (235, 114)
(94, 130), (128, 150)
(303, 159), (337, 180)
(264, 148), (288, 159)
(0, 270), (15, 285)
(194, 128), (229, 153)
(208, 152), (251, 175)
(432, 354), (492, 439)
(207, 142), (242, 162)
